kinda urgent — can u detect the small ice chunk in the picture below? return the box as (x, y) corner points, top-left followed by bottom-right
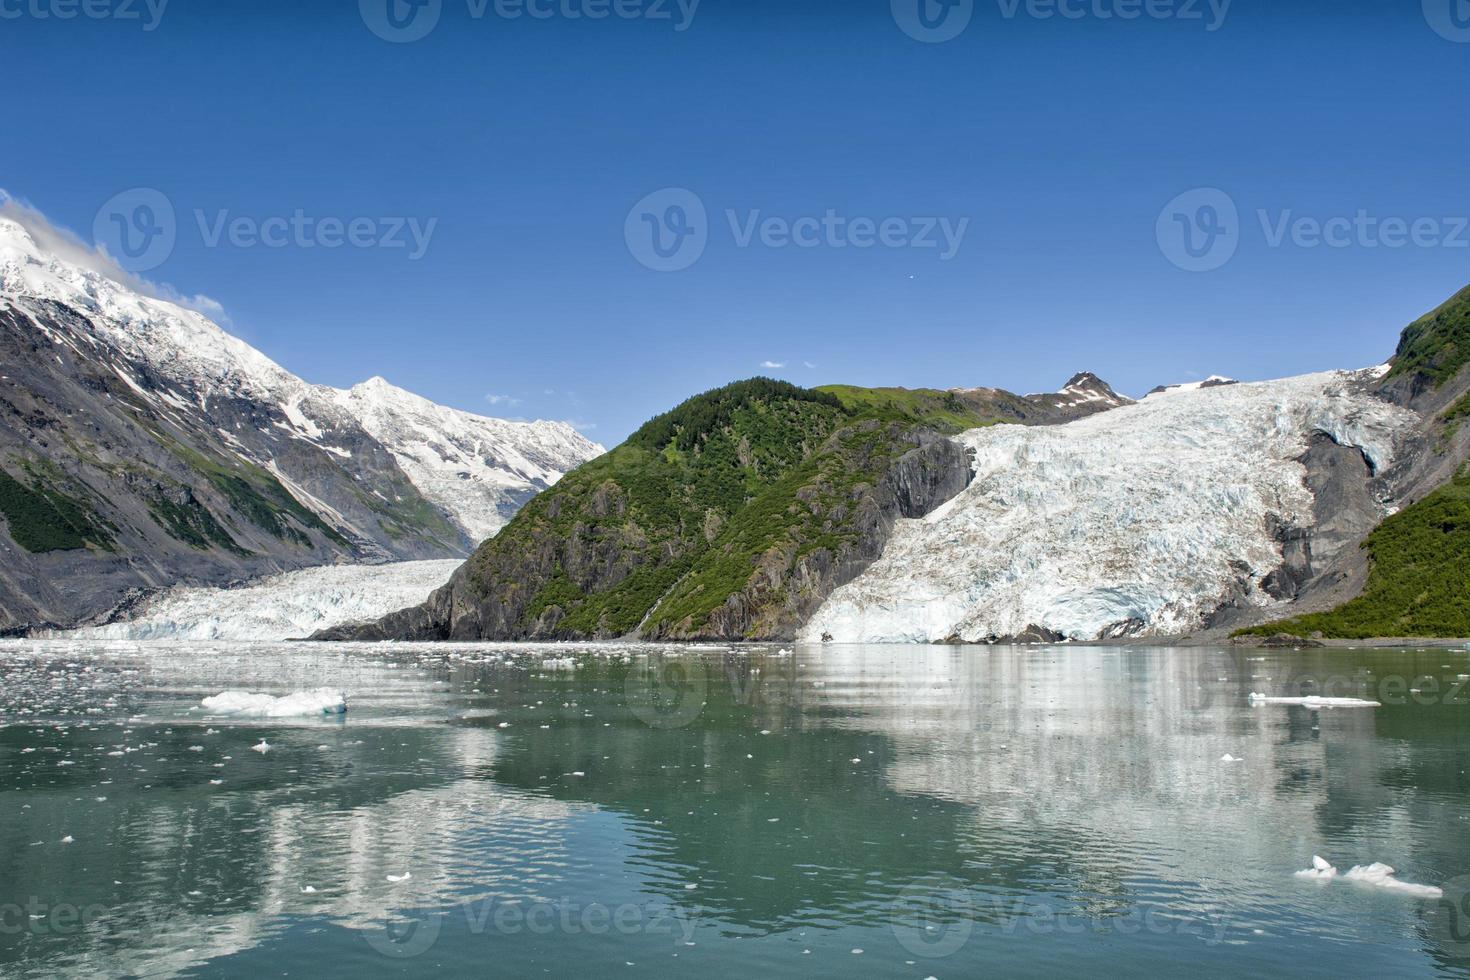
(1343, 863), (1444, 898)
(60, 836), (74, 844)
(1294, 856), (1442, 897)
(1249, 693), (1381, 708)
(386, 872), (412, 883)
(301, 885), (317, 894)
(1221, 753), (1242, 762)
(251, 740), (271, 754)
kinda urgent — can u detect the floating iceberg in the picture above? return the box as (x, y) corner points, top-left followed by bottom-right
(1248, 693), (1381, 708)
(201, 689), (348, 718)
(1295, 856), (1442, 898)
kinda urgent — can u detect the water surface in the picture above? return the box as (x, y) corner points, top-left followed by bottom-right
(2, 640), (1468, 977)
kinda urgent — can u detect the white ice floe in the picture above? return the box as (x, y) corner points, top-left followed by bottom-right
(1295, 856), (1442, 898)
(202, 689), (347, 718)
(803, 370), (1416, 643)
(1248, 693), (1381, 709)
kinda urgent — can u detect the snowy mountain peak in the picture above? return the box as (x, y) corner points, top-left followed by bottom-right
(1025, 372), (1134, 411)
(1, 202), (602, 560)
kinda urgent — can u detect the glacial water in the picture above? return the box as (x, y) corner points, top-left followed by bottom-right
(2, 640), (1469, 978)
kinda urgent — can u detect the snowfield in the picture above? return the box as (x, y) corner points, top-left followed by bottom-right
(71, 561), (460, 641)
(802, 370), (1418, 643)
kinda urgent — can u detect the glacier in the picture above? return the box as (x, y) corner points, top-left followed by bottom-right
(802, 370), (1418, 643)
(70, 560), (460, 641)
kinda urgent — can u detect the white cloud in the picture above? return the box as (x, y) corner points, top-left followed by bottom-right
(0, 190), (229, 323)
(485, 393), (523, 407)
(760, 360), (786, 369)
(803, 360), (816, 368)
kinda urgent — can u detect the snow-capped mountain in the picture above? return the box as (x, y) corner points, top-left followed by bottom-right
(0, 212), (600, 630)
(334, 377), (598, 545)
(803, 368), (1417, 643)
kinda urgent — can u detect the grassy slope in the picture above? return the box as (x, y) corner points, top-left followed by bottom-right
(817, 385), (1001, 433)
(1387, 284), (1470, 388)
(0, 461), (115, 553)
(465, 377), (1000, 638)
(1237, 466), (1470, 638)
(478, 379), (853, 636)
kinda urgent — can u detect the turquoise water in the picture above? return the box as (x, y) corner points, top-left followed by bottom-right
(2, 640), (1469, 977)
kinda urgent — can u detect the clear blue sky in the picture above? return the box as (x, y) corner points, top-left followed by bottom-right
(4, 0), (1468, 443)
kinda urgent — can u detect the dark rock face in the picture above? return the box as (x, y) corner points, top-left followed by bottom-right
(0, 301), (466, 632)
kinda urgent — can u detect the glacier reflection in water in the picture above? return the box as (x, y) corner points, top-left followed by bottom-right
(0, 640), (1467, 978)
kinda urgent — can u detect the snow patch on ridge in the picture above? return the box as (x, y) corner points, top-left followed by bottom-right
(802, 370), (1417, 644)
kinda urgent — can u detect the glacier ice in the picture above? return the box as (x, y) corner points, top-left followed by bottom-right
(803, 370), (1418, 643)
(1294, 856), (1442, 898)
(68, 560), (461, 641)
(202, 689), (348, 718)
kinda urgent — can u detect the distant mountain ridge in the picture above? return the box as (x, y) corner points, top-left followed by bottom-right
(326, 282), (1470, 645)
(0, 214), (601, 631)
(321, 372), (1139, 642)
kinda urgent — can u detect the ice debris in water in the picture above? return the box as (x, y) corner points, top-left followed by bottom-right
(1220, 754), (1242, 762)
(1294, 856), (1443, 898)
(1248, 693), (1380, 708)
(201, 689), (347, 717)
(251, 740), (271, 754)
(386, 872), (412, 883)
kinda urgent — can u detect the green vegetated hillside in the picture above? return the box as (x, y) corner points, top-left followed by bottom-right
(1237, 465), (1470, 639)
(1387, 283), (1470, 388)
(407, 378), (982, 641)
(1242, 284), (1470, 639)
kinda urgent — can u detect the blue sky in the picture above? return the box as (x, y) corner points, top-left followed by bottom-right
(4, 0), (1469, 443)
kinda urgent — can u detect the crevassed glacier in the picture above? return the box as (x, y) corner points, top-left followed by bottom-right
(69, 560), (460, 641)
(802, 370), (1417, 643)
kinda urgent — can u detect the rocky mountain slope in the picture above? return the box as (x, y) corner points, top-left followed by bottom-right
(322, 373), (1138, 642)
(331, 282), (1470, 645)
(0, 213), (601, 632)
